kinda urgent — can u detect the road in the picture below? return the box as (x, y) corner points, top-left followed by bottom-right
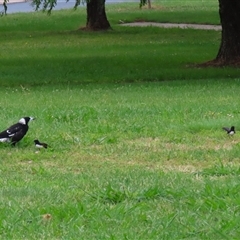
(0, 0), (137, 14)
(1, 0), (79, 13)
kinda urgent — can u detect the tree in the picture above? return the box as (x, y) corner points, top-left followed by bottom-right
(140, 0), (151, 9)
(41, 0), (111, 30)
(2, 0), (111, 31)
(85, 0), (111, 30)
(206, 0), (240, 66)
(33, 0), (111, 30)
(2, 0), (7, 15)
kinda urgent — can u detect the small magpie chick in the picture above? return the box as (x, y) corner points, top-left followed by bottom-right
(0, 117), (35, 146)
(222, 126), (235, 136)
(34, 139), (48, 149)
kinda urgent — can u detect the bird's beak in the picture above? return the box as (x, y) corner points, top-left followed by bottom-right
(30, 117), (35, 121)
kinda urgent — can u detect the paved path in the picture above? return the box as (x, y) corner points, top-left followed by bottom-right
(121, 22), (221, 31)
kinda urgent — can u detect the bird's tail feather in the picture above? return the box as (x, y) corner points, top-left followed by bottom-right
(222, 127), (230, 132)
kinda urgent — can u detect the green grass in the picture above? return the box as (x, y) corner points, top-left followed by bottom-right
(1, 80), (240, 239)
(1, 1), (240, 239)
(109, 0), (220, 25)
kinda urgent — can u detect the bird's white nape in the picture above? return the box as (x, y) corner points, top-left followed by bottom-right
(18, 118), (26, 125)
(18, 116), (35, 125)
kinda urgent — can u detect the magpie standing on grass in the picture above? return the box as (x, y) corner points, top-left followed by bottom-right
(0, 117), (35, 146)
(34, 139), (48, 149)
(222, 126), (235, 136)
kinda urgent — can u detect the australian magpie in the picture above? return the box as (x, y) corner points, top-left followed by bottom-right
(222, 126), (235, 136)
(0, 117), (35, 145)
(34, 139), (48, 149)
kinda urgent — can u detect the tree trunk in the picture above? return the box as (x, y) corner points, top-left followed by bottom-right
(147, 0), (151, 9)
(214, 0), (240, 65)
(85, 0), (111, 31)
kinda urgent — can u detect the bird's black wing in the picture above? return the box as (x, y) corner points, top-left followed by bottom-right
(0, 129), (9, 138)
(42, 142), (48, 148)
(0, 123), (22, 138)
(11, 128), (28, 145)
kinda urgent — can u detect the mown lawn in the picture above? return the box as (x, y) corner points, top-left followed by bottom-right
(0, 1), (240, 239)
(1, 80), (240, 239)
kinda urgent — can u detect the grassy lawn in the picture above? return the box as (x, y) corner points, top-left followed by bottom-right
(1, 1), (240, 239)
(1, 81), (240, 239)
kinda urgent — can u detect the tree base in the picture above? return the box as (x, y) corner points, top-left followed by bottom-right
(79, 26), (112, 31)
(198, 58), (240, 68)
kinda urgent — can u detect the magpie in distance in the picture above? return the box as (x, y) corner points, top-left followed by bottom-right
(222, 126), (235, 136)
(0, 117), (35, 146)
(34, 139), (48, 149)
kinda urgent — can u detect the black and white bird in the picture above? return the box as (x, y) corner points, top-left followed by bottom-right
(222, 126), (235, 136)
(0, 117), (35, 146)
(34, 139), (48, 149)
